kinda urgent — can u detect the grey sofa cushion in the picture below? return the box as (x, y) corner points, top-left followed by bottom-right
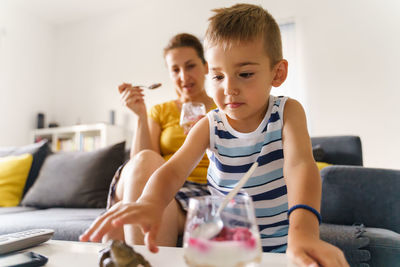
(21, 142), (125, 208)
(0, 208), (104, 241)
(0, 140), (51, 196)
(321, 165), (400, 233)
(0, 206), (37, 215)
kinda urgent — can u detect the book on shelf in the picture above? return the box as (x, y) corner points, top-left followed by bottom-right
(31, 123), (126, 152)
(57, 138), (76, 152)
(81, 135), (101, 151)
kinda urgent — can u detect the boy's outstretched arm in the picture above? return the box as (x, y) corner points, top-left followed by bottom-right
(79, 117), (210, 252)
(282, 99), (349, 267)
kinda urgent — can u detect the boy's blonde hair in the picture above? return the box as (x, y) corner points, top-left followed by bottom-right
(204, 3), (282, 67)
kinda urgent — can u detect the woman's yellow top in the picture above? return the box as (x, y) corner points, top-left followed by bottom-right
(148, 100), (216, 184)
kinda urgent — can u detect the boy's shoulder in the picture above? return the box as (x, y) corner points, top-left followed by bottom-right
(280, 97), (307, 125)
(279, 97), (303, 111)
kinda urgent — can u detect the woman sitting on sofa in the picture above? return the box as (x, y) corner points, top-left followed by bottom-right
(82, 33), (215, 247)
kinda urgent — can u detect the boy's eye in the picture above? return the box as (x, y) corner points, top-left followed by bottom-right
(239, 72), (254, 78)
(187, 64), (196, 69)
(172, 68), (179, 73)
(212, 75), (224, 81)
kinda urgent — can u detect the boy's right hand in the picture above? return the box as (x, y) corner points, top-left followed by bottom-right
(79, 200), (163, 253)
(118, 83), (147, 118)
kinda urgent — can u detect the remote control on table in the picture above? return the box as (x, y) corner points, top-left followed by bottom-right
(0, 229), (54, 255)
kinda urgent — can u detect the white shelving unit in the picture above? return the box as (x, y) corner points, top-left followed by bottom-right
(31, 123), (128, 152)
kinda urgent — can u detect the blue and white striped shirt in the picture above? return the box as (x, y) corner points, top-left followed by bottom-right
(206, 95), (289, 253)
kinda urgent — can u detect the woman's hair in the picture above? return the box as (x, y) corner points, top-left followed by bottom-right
(163, 33), (206, 63)
(204, 3), (282, 67)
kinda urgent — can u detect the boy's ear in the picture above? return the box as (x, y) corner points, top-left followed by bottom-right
(271, 60), (288, 87)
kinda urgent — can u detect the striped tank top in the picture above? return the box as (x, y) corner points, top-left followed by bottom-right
(206, 95), (289, 253)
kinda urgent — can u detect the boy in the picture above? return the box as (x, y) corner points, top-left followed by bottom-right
(81, 4), (348, 267)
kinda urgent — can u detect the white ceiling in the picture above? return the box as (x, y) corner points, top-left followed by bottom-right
(4, 0), (139, 25)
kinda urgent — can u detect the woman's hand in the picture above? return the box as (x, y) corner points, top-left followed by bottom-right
(286, 235), (349, 267)
(118, 83), (147, 118)
(79, 200), (163, 253)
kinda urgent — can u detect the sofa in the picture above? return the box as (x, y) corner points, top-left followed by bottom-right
(1, 136), (399, 266)
(312, 136), (400, 266)
(0, 140), (124, 240)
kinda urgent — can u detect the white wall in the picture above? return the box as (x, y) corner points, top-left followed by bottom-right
(0, 2), (55, 146)
(51, 0), (216, 127)
(296, 0), (400, 169)
(1, 0), (399, 168)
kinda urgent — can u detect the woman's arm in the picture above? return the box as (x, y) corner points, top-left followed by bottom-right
(139, 116), (210, 207)
(118, 83), (161, 157)
(130, 115), (161, 157)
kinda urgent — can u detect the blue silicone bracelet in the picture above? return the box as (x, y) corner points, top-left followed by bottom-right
(287, 204), (322, 225)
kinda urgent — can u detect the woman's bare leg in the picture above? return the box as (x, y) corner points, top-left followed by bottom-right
(103, 150), (185, 247)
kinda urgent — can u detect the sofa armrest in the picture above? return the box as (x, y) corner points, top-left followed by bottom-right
(320, 223), (370, 266)
(363, 227), (400, 267)
(320, 165), (400, 233)
(321, 223), (400, 267)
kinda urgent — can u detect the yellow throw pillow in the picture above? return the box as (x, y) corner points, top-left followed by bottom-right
(316, 161), (332, 171)
(0, 154), (33, 207)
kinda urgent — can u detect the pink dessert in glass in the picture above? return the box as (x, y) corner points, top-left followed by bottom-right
(184, 226), (262, 267)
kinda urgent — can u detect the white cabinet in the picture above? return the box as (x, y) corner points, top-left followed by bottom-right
(31, 123), (128, 152)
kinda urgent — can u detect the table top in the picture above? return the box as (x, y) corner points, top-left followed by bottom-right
(25, 240), (295, 267)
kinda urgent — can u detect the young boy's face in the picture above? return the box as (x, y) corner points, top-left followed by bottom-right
(206, 38), (280, 131)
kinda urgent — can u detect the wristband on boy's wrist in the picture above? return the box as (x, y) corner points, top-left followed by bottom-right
(287, 204), (322, 225)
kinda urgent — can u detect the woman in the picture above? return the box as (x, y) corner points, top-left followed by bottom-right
(82, 33), (215, 248)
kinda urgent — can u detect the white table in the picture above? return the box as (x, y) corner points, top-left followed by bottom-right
(26, 240), (295, 266)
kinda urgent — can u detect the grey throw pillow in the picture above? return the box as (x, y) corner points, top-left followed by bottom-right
(21, 142), (125, 208)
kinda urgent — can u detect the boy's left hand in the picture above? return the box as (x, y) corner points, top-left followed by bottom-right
(286, 236), (349, 267)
